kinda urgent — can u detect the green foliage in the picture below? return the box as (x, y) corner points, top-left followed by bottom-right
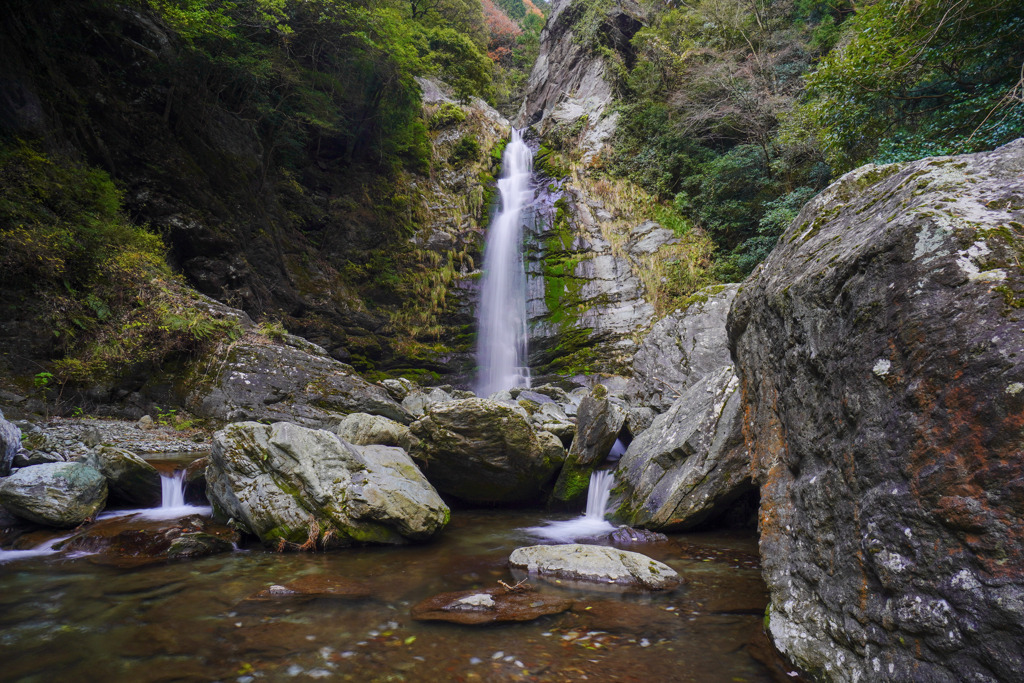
(789, 0), (1024, 172)
(257, 320), (289, 341)
(428, 102), (467, 129)
(0, 141), (242, 388)
(425, 27), (495, 102)
(450, 136), (481, 163)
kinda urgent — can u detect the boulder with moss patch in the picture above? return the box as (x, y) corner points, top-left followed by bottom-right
(0, 462), (107, 527)
(206, 421), (449, 549)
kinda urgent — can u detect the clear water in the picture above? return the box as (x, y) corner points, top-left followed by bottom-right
(476, 128), (533, 396)
(0, 510), (778, 682)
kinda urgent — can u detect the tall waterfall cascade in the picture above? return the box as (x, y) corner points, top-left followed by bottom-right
(476, 129), (533, 396)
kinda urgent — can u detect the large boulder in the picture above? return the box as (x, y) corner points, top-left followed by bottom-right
(626, 284), (739, 413)
(207, 422), (449, 548)
(729, 140), (1024, 681)
(185, 335), (411, 428)
(81, 446), (161, 507)
(0, 462), (107, 527)
(611, 365), (752, 530)
(409, 398), (565, 504)
(550, 393), (625, 505)
(508, 543), (680, 590)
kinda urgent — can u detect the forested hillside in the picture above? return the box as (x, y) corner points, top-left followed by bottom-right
(594, 0), (1024, 277)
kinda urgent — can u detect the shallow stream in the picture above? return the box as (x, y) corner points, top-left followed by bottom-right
(0, 507), (783, 682)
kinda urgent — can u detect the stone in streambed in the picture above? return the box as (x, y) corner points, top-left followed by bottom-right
(509, 544), (680, 590)
(81, 445), (161, 507)
(334, 412), (419, 451)
(1, 408), (24, 476)
(409, 398), (564, 504)
(0, 462), (107, 527)
(411, 587), (573, 625)
(248, 575), (374, 601)
(550, 392), (625, 505)
(207, 421), (448, 549)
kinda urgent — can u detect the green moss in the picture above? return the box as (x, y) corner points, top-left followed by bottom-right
(552, 461), (593, 503)
(428, 102), (466, 129)
(535, 145), (571, 179)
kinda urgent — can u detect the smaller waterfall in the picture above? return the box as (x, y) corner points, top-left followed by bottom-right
(525, 470), (616, 542)
(584, 470), (614, 520)
(161, 470), (187, 509)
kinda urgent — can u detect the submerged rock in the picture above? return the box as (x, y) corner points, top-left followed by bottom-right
(186, 335), (411, 428)
(0, 462), (107, 527)
(55, 513), (237, 565)
(81, 445), (161, 507)
(411, 587), (573, 625)
(207, 422), (449, 549)
(409, 398), (564, 504)
(248, 575), (374, 601)
(730, 140), (1024, 681)
(509, 543), (680, 590)
(612, 366), (752, 531)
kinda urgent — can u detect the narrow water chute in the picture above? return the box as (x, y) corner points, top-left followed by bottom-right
(525, 470), (616, 542)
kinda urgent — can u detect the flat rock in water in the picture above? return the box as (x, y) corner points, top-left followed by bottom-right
(509, 544), (680, 590)
(601, 526), (669, 545)
(249, 575), (374, 601)
(411, 587), (573, 625)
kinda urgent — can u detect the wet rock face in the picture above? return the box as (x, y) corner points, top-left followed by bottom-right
(0, 462), (107, 527)
(186, 334), (411, 428)
(626, 284), (740, 413)
(207, 422), (449, 549)
(612, 366), (752, 531)
(550, 393), (626, 505)
(509, 543), (680, 590)
(409, 399), (564, 504)
(81, 445), (161, 507)
(0, 408), (23, 476)
(729, 140), (1024, 681)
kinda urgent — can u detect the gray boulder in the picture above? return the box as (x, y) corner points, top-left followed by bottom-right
(81, 446), (161, 507)
(611, 366), (752, 530)
(409, 398), (564, 504)
(729, 140), (1024, 681)
(626, 284), (739, 413)
(186, 335), (410, 428)
(335, 413), (419, 452)
(207, 422), (449, 548)
(1, 408), (23, 476)
(509, 543), (680, 590)
(0, 462), (107, 527)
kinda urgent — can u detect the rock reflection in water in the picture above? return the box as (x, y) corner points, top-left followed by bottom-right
(0, 510), (778, 682)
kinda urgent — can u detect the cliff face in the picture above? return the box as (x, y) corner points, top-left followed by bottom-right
(730, 140), (1024, 680)
(518, 0), (644, 164)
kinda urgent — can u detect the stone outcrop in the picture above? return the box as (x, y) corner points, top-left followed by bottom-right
(409, 398), (565, 504)
(334, 413), (419, 452)
(626, 284), (739, 413)
(0, 462), (108, 527)
(729, 140), (1024, 681)
(184, 334), (411, 428)
(610, 283), (752, 531)
(207, 422), (449, 548)
(509, 543), (680, 590)
(519, 0), (645, 163)
(81, 445), (162, 507)
(612, 366), (751, 530)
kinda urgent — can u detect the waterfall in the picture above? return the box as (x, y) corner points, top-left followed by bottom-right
(476, 128), (532, 396)
(584, 470), (614, 520)
(525, 470), (616, 542)
(161, 470), (186, 509)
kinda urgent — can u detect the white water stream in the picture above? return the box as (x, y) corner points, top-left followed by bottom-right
(476, 128), (532, 396)
(526, 470), (616, 542)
